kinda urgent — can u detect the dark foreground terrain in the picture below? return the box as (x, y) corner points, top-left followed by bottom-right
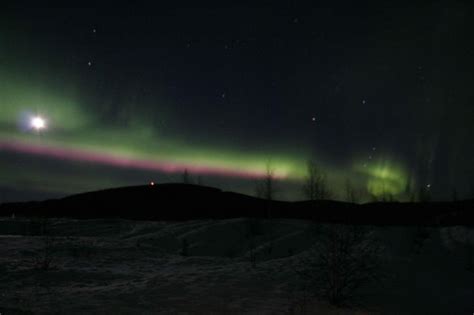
(0, 185), (473, 314)
(0, 218), (473, 314)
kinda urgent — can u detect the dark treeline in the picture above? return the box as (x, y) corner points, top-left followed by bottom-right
(0, 184), (473, 226)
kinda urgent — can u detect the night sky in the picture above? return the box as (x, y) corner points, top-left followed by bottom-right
(1, 2), (473, 202)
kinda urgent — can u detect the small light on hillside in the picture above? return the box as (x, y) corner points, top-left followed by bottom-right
(150, 181), (155, 186)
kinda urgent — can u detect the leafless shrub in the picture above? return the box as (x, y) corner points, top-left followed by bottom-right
(418, 186), (431, 202)
(255, 161), (277, 201)
(294, 224), (385, 306)
(180, 238), (189, 256)
(412, 226), (431, 254)
(345, 179), (359, 203)
(182, 169), (192, 184)
(248, 237), (257, 268)
(32, 218), (57, 271)
(302, 160), (332, 200)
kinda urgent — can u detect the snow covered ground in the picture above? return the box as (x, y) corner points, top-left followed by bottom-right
(0, 218), (473, 314)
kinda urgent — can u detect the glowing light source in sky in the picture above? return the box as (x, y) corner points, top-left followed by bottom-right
(31, 116), (46, 130)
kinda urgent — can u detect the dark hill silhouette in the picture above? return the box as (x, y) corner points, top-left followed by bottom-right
(0, 183), (473, 226)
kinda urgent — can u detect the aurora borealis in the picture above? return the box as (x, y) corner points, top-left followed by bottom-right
(1, 3), (474, 202)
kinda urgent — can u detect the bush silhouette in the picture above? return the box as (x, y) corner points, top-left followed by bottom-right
(294, 224), (385, 305)
(302, 160), (332, 200)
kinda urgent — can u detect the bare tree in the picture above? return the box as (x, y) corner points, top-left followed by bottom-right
(452, 187), (458, 202)
(370, 182), (394, 202)
(254, 161), (276, 255)
(345, 179), (358, 203)
(30, 217), (57, 271)
(302, 160), (331, 200)
(418, 185), (431, 202)
(409, 191), (417, 203)
(182, 169), (193, 184)
(255, 161), (277, 201)
(294, 225), (385, 306)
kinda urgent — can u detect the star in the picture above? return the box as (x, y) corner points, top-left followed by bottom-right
(311, 117), (316, 122)
(362, 99), (366, 104)
(88, 61), (92, 66)
(92, 28), (97, 33)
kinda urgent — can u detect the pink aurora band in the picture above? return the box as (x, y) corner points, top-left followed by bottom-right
(0, 140), (273, 179)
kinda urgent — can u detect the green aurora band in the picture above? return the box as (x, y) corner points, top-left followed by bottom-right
(0, 67), (413, 200)
(0, 74), (309, 181)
